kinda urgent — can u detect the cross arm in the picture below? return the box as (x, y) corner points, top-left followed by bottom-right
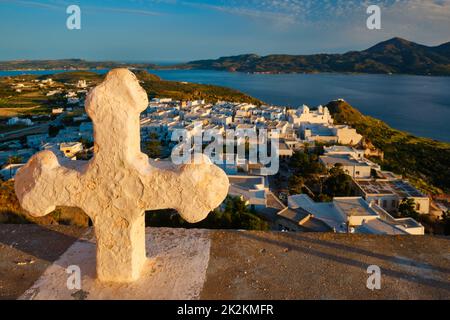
(140, 155), (230, 223)
(14, 150), (85, 217)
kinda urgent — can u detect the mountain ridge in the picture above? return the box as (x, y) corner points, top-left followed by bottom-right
(180, 37), (450, 76)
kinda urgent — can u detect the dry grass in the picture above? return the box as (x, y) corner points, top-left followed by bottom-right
(0, 107), (42, 117)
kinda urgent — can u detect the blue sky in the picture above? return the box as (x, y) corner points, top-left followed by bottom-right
(0, 0), (449, 62)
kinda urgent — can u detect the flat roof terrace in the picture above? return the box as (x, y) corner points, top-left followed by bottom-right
(356, 179), (426, 198)
(228, 175), (265, 190)
(303, 123), (335, 136)
(320, 155), (371, 167)
(334, 197), (379, 217)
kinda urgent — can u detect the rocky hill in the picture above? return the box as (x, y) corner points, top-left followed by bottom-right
(180, 38), (450, 76)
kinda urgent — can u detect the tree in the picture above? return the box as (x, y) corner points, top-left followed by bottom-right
(322, 165), (354, 198)
(329, 163), (344, 176)
(289, 151), (326, 178)
(398, 198), (419, 220)
(48, 124), (63, 137)
(443, 211), (450, 236)
(288, 175), (304, 195)
(145, 196), (269, 231)
(79, 137), (93, 149)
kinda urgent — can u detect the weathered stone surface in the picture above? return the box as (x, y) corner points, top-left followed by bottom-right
(14, 69), (229, 283)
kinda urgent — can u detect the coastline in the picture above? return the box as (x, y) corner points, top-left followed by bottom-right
(1, 68), (450, 142)
(1, 66), (449, 77)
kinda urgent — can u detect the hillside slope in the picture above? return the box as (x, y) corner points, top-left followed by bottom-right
(2, 70), (262, 108)
(326, 100), (450, 194)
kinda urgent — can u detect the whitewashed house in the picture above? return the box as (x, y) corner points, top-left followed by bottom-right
(320, 154), (372, 178)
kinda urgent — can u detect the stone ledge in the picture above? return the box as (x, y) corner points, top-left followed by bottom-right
(0, 225), (449, 300)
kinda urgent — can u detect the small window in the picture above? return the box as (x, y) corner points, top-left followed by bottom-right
(382, 200), (387, 208)
(416, 203), (421, 211)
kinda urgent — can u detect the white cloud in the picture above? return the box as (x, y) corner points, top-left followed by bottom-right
(0, 0), (163, 16)
(0, 0), (59, 10)
(180, 0), (298, 26)
(90, 6), (161, 16)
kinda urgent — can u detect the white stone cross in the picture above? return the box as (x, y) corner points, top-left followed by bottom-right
(14, 69), (229, 283)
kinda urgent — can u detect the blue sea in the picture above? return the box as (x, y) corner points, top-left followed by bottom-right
(1, 69), (449, 142)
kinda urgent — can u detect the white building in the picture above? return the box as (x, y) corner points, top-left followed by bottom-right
(216, 153), (246, 175)
(187, 100), (205, 107)
(301, 123), (338, 144)
(67, 97), (80, 105)
(227, 175), (268, 212)
(332, 125), (363, 146)
(288, 105), (333, 127)
(41, 78), (53, 85)
(320, 154), (372, 179)
(27, 134), (49, 149)
(7, 117), (33, 126)
(300, 123), (362, 146)
(211, 115), (232, 126)
(285, 195), (424, 235)
(52, 108), (64, 115)
(47, 89), (61, 96)
(73, 114), (89, 122)
(76, 80), (87, 89)
(60, 142), (83, 160)
(324, 145), (365, 159)
(278, 141), (294, 159)
(354, 179), (430, 214)
(324, 146), (381, 171)
(53, 127), (80, 143)
(151, 98), (172, 103)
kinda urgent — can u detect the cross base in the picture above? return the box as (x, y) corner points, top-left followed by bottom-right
(93, 211), (146, 282)
(20, 228), (211, 300)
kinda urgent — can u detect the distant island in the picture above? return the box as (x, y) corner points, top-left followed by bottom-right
(0, 59), (156, 71)
(1, 38), (449, 76)
(176, 37), (450, 76)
